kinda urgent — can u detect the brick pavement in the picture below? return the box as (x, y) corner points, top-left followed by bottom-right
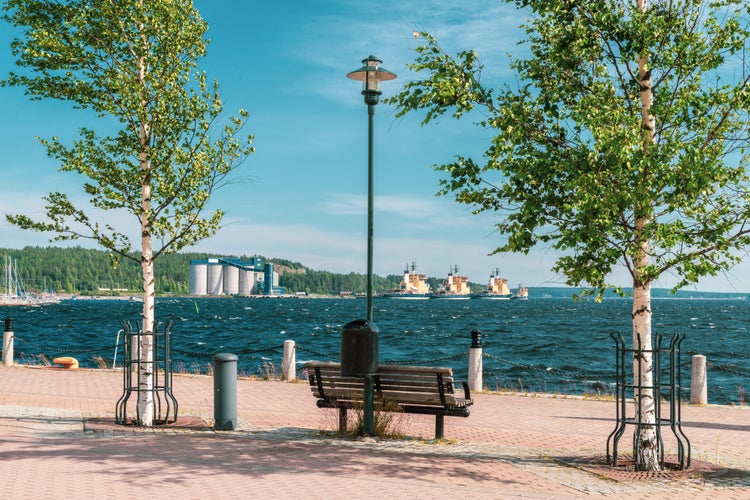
(1, 365), (748, 499)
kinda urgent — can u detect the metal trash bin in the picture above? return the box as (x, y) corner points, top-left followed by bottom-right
(341, 319), (378, 376)
(213, 353), (238, 430)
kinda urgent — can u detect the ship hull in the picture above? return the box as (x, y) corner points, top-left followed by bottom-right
(430, 294), (471, 300)
(380, 293), (431, 300)
(472, 293), (512, 300)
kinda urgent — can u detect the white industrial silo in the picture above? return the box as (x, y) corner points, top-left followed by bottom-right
(206, 261), (223, 295)
(223, 264), (240, 294)
(189, 261), (208, 295)
(239, 269), (256, 295)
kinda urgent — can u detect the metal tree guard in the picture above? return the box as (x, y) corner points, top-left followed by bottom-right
(115, 319), (178, 425)
(607, 332), (691, 470)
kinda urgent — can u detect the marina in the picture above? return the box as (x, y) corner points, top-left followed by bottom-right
(1, 256), (59, 306)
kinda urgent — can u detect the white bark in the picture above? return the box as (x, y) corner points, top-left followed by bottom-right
(137, 254), (155, 425)
(136, 41), (155, 426)
(633, 0), (659, 472)
(632, 273), (658, 471)
(137, 213), (155, 426)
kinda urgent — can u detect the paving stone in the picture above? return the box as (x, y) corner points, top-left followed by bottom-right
(1, 365), (748, 499)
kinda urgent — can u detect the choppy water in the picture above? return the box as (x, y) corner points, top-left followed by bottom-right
(4, 297), (749, 404)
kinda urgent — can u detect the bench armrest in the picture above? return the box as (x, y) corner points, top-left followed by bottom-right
(461, 380), (471, 400)
(312, 366), (330, 405)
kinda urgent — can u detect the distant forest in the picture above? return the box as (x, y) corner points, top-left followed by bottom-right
(0, 246), (416, 296)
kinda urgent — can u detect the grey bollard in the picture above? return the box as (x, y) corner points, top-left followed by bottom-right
(468, 329), (483, 393)
(691, 354), (707, 405)
(213, 353), (238, 430)
(2, 317), (13, 367)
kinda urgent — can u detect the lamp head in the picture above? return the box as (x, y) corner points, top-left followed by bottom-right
(347, 55), (397, 105)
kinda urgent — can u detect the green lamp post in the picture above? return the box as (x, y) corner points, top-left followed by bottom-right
(346, 55), (397, 322)
(345, 55), (396, 436)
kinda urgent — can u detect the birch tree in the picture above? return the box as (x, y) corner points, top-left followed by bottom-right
(389, 0), (750, 470)
(2, 0), (254, 426)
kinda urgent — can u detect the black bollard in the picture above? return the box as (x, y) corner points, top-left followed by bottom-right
(471, 329), (482, 348)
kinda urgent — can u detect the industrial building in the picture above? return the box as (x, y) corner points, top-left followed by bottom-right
(189, 257), (285, 296)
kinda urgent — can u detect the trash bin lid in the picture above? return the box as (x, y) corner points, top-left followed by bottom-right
(213, 353), (238, 362)
(342, 319), (379, 333)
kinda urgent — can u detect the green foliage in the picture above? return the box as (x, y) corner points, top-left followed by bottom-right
(279, 269), (397, 295)
(1, 0), (254, 270)
(388, 0), (750, 299)
(1, 246), (196, 294)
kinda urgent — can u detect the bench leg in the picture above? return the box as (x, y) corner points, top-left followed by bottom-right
(435, 414), (444, 440)
(338, 407), (348, 435)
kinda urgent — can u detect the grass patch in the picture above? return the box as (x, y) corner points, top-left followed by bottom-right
(348, 399), (405, 439)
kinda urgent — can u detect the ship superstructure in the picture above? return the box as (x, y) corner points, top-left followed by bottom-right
(472, 268), (512, 299)
(382, 262), (431, 299)
(512, 284), (529, 300)
(432, 265), (471, 299)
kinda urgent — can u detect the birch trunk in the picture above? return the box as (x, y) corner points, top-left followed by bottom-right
(632, 235), (658, 471)
(137, 184), (155, 425)
(137, 236), (155, 426)
(136, 39), (154, 426)
(634, 0), (659, 471)
(136, 136), (155, 425)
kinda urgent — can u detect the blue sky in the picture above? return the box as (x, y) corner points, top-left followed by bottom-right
(1, 0), (749, 293)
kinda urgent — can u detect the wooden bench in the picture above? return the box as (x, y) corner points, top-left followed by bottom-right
(304, 361), (473, 439)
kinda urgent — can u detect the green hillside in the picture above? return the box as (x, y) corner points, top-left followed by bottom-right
(2, 246), (196, 295)
(1, 247), (746, 298)
(0, 246), (401, 296)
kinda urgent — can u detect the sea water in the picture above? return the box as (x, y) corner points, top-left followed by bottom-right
(3, 297), (748, 405)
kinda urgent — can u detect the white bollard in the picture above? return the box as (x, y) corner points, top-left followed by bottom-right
(468, 330), (483, 393)
(282, 339), (296, 382)
(2, 318), (13, 367)
(691, 354), (707, 405)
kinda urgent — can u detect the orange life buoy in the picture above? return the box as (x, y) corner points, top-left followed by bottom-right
(53, 356), (79, 369)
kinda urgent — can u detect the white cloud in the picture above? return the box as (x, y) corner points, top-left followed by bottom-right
(322, 192), (441, 218)
(187, 221), (365, 270)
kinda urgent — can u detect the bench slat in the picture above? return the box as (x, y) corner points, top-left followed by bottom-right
(380, 392), (452, 406)
(379, 380), (456, 391)
(313, 388), (365, 400)
(378, 365), (454, 375)
(312, 390), (466, 408)
(379, 374), (455, 384)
